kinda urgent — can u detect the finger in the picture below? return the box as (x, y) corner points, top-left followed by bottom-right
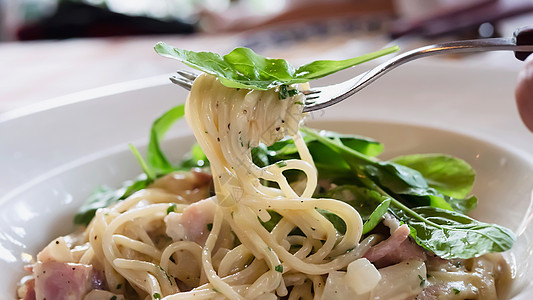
(515, 55), (533, 132)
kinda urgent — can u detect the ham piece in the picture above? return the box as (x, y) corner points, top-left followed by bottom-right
(364, 224), (426, 268)
(165, 197), (217, 245)
(32, 262), (102, 300)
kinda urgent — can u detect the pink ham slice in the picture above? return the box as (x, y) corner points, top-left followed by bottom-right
(165, 197), (217, 245)
(364, 224), (426, 268)
(33, 262), (101, 300)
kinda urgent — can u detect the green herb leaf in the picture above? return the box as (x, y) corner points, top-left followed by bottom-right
(179, 143), (209, 169)
(154, 42), (399, 90)
(392, 153), (477, 214)
(325, 185), (385, 220)
(167, 203), (177, 214)
(74, 174), (150, 226)
(278, 85), (299, 99)
(147, 104), (185, 174)
(250, 130), (383, 183)
(300, 127), (515, 259)
(302, 127), (455, 211)
(275, 264), (283, 273)
(317, 208), (346, 234)
(153, 292), (161, 300)
(362, 198), (391, 234)
(129, 144), (156, 181)
(275, 161), (287, 168)
(260, 210), (283, 232)
(394, 206), (516, 259)
(391, 154), (475, 199)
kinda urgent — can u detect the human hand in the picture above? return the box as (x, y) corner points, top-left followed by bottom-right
(516, 55), (533, 132)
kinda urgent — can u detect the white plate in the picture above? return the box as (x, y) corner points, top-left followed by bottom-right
(1, 60), (533, 299)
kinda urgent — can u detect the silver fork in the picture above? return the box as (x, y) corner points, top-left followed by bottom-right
(170, 27), (533, 113)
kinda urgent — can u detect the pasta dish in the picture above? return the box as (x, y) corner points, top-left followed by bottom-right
(17, 45), (515, 300)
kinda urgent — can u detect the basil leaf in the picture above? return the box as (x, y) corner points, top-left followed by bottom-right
(147, 104), (185, 174)
(391, 154), (476, 199)
(155, 43), (399, 90)
(393, 206), (515, 259)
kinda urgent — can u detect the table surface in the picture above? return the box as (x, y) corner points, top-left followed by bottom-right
(0, 17), (529, 116)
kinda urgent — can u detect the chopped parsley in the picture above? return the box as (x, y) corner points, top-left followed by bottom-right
(116, 283), (122, 289)
(278, 85), (299, 100)
(453, 288), (460, 294)
(167, 203), (177, 214)
(207, 223), (213, 231)
(275, 161), (287, 168)
(275, 264), (283, 273)
(110, 296), (117, 300)
(418, 274), (425, 287)
(153, 292), (162, 299)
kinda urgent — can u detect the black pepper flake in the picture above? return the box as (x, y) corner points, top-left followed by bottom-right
(275, 127), (280, 131)
(281, 120), (285, 123)
(228, 123), (231, 130)
(217, 137), (220, 142)
(55, 240), (59, 244)
(72, 267), (76, 270)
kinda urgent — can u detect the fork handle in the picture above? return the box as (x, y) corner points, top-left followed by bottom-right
(515, 26), (533, 61)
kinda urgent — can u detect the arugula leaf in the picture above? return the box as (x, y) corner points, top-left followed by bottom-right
(179, 143), (210, 169)
(300, 127), (515, 258)
(147, 104), (185, 174)
(362, 198), (391, 234)
(324, 185), (390, 234)
(154, 42), (399, 90)
(260, 210), (283, 232)
(325, 185), (384, 220)
(129, 144), (156, 181)
(317, 208), (347, 235)
(391, 153), (476, 199)
(278, 85), (299, 100)
(250, 130), (383, 178)
(259, 208), (346, 235)
(75, 104), (188, 226)
(302, 128), (455, 210)
(392, 205), (515, 259)
(74, 174), (150, 225)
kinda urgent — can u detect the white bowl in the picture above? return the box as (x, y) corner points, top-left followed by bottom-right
(1, 61), (532, 298)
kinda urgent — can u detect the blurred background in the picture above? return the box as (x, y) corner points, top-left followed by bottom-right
(0, 0), (532, 113)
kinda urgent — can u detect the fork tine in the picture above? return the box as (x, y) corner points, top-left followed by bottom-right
(176, 70), (198, 81)
(305, 95), (320, 101)
(302, 90), (321, 95)
(170, 75), (193, 90)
